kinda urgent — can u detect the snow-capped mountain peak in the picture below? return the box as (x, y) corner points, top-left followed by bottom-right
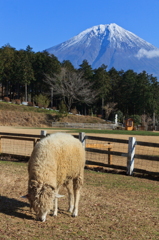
(46, 23), (159, 79)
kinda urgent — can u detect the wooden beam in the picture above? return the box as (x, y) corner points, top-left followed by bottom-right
(86, 160), (126, 171)
(1, 136), (36, 142)
(86, 135), (128, 144)
(0, 132), (45, 139)
(86, 143), (113, 149)
(0, 135), (1, 154)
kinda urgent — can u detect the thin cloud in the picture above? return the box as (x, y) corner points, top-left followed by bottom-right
(136, 48), (159, 59)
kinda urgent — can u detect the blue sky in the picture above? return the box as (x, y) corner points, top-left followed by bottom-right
(1, 0), (159, 52)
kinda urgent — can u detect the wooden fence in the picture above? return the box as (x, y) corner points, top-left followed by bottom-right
(82, 133), (159, 176)
(0, 132), (158, 176)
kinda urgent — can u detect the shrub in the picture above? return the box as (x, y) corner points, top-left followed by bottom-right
(130, 115), (141, 125)
(34, 94), (50, 108)
(58, 100), (68, 120)
(11, 99), (16, 104)
(4, 97), (10, 102)
(38, 103), (43, 108)
(44, 104), (49, 109)
(114, 110), (123, 123)
(15, 99), (21, 105)
(59, 100), (68, 114)
(70, 107), (78, 115)
(28, 102), (33, 106)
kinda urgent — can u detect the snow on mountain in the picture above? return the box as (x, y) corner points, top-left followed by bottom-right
(46, 23), (159, 79)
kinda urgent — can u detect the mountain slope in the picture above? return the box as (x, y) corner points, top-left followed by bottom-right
(46, 23), (159, 78)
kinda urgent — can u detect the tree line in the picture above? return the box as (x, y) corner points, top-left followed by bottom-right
(0, 44), (159, 122)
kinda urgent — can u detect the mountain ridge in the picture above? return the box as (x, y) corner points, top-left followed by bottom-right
(46, 23), (159, 78)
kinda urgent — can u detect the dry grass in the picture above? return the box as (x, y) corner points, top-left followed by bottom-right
(0, 101), (106, 128)
(0, 160), (159, 240)
(0, 110), (55, 128)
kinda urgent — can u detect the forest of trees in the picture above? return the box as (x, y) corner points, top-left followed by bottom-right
(0, 44), (159, 123)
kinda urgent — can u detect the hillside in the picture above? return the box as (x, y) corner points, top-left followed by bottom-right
(0, 102), (106, 127)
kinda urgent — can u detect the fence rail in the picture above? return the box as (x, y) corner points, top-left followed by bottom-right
(0, 132), (158, 176)
(0, 132), (46, 138)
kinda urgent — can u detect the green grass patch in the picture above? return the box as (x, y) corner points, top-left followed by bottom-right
(73, 129), (159, 136)
(21, 126), (159, 136)
(85, 170), (159, 192)
(0, 160), (27, 167)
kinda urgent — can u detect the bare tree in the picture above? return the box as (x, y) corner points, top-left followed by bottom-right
(44, 68), (98, 112)
(103, 102), (117, 120)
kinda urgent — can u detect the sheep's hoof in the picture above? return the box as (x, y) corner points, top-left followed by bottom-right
(72, 212), (78, 217)
(52, 212), (57, 217)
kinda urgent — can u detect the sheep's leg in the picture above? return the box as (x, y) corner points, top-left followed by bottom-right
(66, 180), (74, 213)
(72, 188), (80, 217)
(53, 198), (58, 216)
(72, 177), (83, 217)
(53, 189), (59, 216)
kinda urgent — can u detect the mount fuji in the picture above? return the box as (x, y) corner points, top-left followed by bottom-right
(46, 23), (159, 79)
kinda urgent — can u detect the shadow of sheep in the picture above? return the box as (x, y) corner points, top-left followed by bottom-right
(0, 195), (34, 220)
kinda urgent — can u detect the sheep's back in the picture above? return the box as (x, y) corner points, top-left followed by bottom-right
(28, 133), (85, 187)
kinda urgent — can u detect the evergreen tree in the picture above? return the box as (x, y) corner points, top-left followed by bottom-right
(135, 71), (151, 117)
(33, 51), (61, 95)
(78, 59), (93, 81)
(93, 64), (111, 116)
(120, 69), (137, 116)
(108, 67), (122, 120)
(20, 50), (35, 101)
(0, 44), (15, 97)
(149, 74), (159, 115)
(61, 60), (75, 72)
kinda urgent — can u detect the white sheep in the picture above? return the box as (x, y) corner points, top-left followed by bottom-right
(26, 132), (85, 222)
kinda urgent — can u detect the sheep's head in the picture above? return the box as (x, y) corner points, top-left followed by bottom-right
(23, 180), (63, 222)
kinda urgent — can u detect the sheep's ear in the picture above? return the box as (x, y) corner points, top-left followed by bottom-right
(55, 194), (64, 198)
(21, 193), (31, 199)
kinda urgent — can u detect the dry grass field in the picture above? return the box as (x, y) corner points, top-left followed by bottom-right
(0, 126), (159, 239)
(0, 160), (159, 240)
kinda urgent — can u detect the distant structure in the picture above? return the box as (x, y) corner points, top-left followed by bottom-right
(125, 118), (134, 131)
(115, 114), (118, 125)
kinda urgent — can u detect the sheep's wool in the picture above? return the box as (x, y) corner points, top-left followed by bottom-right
(28, 132), (85, 220)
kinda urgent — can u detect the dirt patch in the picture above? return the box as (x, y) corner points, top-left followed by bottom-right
(0, 161), (159, 239)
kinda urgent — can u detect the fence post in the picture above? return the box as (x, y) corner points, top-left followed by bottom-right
(33, 138), (38, 147)
(127, 137), (136, 175)
(108, 143), (112, 165)
(41, 130), (47, 137)
(79, 132), (85, 149)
